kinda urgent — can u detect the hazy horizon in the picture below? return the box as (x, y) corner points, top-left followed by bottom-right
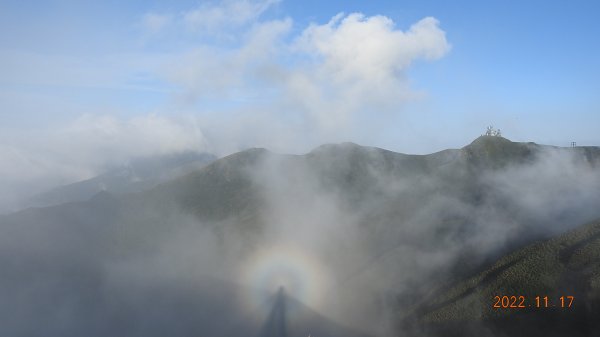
(2, 0), (599, 211)
(1, 3), (600, 336)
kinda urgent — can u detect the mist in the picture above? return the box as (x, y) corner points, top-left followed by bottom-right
(0, 3), (452, 213)
(1, 138), (600, 336)
(1, 1), (600, 337)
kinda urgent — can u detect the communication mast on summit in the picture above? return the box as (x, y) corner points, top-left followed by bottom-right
(484, 126), (502, 137)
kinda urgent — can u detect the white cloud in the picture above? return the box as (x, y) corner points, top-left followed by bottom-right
(289, 14), (451, 131)
(166, 18), (292, 101)
(165, 12), (450, 138)
(0, 114), (209, 213)
(57, 114), (208, 168)
(0, 8), (451, 212)
(140, 13), (172, 35)
(296, 14), (449, 84)
(183, 0), (280, 32)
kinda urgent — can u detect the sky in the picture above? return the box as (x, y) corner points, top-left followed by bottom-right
(0, 0), (599, 209)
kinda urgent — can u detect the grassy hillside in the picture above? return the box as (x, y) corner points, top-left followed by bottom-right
(404, 218), (600, 336)
(1, 137), (599, 337)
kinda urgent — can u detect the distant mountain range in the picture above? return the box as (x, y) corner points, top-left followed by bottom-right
(22, 151), (216, 209)
(1, 136), (599, 336)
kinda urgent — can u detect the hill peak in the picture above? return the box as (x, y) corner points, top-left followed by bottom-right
(309, 142), (363, 153)
(469, 135), (512, 145)
(462, 136), (538, 168)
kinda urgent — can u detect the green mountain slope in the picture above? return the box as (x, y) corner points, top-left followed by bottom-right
(404, 218), (600, 336)
(1, 137), (599, 337)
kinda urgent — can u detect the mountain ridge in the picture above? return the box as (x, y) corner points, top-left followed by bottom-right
(1, 136), (599, 337)
(20, 151), (216, 211)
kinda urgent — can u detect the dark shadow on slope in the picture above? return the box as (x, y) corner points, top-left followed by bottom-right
(255, 288), (373, 337)
(257, 287), (288, 337)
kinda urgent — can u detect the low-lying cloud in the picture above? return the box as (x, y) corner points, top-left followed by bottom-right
(1, 137), (600, 336)
(1, 1), (451, 212)
(0, 114), (208, 213)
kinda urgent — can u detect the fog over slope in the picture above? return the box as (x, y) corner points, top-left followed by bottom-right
(22, 151), (216, 210)
(1, 136), (599, 336)
(406, 218), (600, 337)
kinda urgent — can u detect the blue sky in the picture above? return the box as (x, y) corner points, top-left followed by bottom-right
(0, 0), (599, 209)
(1, 1), (598, 147)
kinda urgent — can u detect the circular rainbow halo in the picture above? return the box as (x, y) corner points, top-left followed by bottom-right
(240, 242), (331, 314)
